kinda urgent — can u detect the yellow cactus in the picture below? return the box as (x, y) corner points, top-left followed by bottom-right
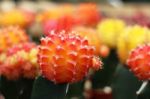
(97, 19), (126, 48)
(0, 26), (29, 53)
(117, 25), (150, 63)
(0, 10), (26, 28)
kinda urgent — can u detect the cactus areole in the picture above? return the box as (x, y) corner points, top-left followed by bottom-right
(38, 31), (102, 84)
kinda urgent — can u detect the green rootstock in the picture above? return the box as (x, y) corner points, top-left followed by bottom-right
(31, 76), (69, 99)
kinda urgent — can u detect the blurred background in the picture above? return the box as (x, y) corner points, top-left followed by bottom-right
(0, 0), (150, 99)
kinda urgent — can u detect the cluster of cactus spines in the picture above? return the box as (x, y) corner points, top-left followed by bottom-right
(0, 26), (29, 53)
(0, 43), (39, 80)
(97, 19), (126, 48)
(127, 44), (150, 80)
(117, 25), (149, 63)
(38, 31), (102, 84)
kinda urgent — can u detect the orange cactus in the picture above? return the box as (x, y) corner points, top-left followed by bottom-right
(38, 31), (102, 84)
(37, 4), (75, 23)
(0, 26), (29, 53)
(0, 43), (39, 80)
(37, 3), (100, 27)
(76, 3), (101, 26)
(127, 44), (150, 80)
(0, 10), (34, 28)
(73, 27), (109, 57)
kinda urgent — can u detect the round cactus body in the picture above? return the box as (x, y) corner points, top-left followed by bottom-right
(38, 31), (102, 84)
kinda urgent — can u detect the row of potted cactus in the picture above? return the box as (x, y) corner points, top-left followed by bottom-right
(0, 2), (150, 99)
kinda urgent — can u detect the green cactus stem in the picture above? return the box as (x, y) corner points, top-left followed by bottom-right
(31, 76), (69, 99)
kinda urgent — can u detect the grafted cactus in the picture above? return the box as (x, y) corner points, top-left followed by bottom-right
(0, 42), (39, 80)
(38, 31), (102, 84)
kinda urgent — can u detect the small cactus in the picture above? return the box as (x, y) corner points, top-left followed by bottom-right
(97, 19), (126, 48)
(0, 43), (39, 80)
(127, 44), (150, 80)
(0, 26), (29, 53)
(38, 31), (102, 84)
(117, 25), (150, 63)
(0, 10), (34, 28)
(36, 4), (74, 23)
(76, 3), (101, 26)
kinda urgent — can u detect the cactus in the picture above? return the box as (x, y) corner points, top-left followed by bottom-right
(0, 43), (39, 80)
(127, 44), (150, 80)
(113, 26), (150, 99)
(3, 3), (150, 99)
(76, 3), (101, 27)
(30, 30), (103, 99)
(0, 26), (29, 53)
(0, 42), (38, 99)
(0, 10), (34, 28)
(126, 44), (150, 99)
(117, 25), (150, 64)
(38, 31), (102, 84)
(97, 19), (126, 48)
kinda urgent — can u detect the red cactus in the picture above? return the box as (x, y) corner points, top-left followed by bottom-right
(0, 43), (39, 80)
(38, 31), (102, 84)
(43, 15), (80, 35)
(127, 44), (150, 80)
